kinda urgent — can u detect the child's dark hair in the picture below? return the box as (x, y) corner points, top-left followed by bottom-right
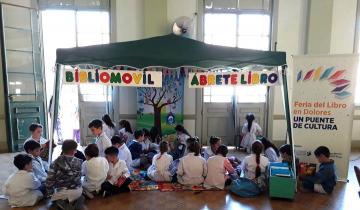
(119, 120), (133, 134)
(252, 140), (263, 178)
(13, 154), (32, 170)
(102, 114), (115, 128)
(314, 146), (330, 158)
(186, 137), (199, 145)
(188, 139), (201, 156)
(111, 135), (126, 145)
(216, 145), (228, 157)
(23, 140), (41, 153)
(105, 146), (119, 156)
(143, 128), (150, 138)
(150, 126), (160, 143)
(88, 119), (103, 129)
(134, 129), (144, 139)
(62, 139), (78, 154)
(29, 123), (42, 132)
(175, 124), (191, 137)
(84, 144), (99, 158)
(246, 113), (255, 132)
(159, 141), (168, 155)
(259, 137), (279, 157)
(209, 136), (221, 146)
(279, 144), (292, 156)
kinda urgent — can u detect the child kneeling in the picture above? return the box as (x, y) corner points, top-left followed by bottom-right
(300, 146), (336, 194)
(101, 146), (132, 197)
(3, 154), (43, 207)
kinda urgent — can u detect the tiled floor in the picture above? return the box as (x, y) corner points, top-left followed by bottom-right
(0, 149), (359, 210)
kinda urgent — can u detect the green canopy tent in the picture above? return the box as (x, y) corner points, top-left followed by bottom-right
(52, 34), (292, 169)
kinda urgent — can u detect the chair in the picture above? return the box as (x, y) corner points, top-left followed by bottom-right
(354, 166), (360, 197)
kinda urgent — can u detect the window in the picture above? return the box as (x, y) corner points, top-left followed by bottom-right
(42, 10), (110, 103)
(204, 86), (234, 103)
(203, 0), (272, 103)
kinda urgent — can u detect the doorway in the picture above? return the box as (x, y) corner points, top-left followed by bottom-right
(41, 9), (110, 144)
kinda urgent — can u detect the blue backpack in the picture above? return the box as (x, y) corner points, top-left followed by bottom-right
(230, 178), (261, 197)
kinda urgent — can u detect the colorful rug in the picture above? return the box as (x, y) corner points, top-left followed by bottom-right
(129, 169), (223, 192)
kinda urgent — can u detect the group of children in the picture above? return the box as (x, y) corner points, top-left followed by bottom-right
(2, 117), (337, 208)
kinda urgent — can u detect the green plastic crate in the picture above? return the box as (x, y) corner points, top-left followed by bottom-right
(269, 166), (296, 200)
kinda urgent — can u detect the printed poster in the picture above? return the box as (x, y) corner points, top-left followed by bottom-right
(137, 68), (185, 135)
(291, 54), (358, 180)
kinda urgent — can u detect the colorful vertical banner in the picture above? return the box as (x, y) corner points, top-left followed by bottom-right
(136, 68), (185, 135)
(291, 54), (358, 180)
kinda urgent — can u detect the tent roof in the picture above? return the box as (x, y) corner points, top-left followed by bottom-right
(56, 34), (286, 69)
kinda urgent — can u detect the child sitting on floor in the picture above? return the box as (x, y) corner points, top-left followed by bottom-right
(177, 139), (207, 186)
(204, 145), (235, 189)
(88, 119), (112, 157)
(25, 123), (54, 163)
(147, 141), (173, 182)
(279, 144), (300, 174)
(128, 129), (147, 169)
(203, 136), (222, 160)
(101, 146), (132, 197)
(259, 137), (279, 162)
(111, 134), (132, 169)
(82, 144), (109, 199)
(46, 140), (84, 210)
(24, 140), (48, 184)
(300, 146), (337, 194)
(3, 154), (43, 207)
(241, 140), (269, 190)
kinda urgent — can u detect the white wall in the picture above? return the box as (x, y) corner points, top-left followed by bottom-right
(113, 0), (199, 136)
(330, 0), (357, 54)
(307, 0), (333, 54)
(271, 0), (308, 143)
(167, 0), (198, 136)
(115, 0), (144, 42)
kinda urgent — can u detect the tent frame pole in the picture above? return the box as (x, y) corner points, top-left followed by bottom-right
(280, 65), (296, 174)
(48, 64), (61, 164)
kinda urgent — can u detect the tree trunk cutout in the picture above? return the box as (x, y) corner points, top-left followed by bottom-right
(138, 81), (181, 136)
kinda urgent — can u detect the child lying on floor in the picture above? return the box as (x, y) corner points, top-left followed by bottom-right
(300, 146), (337, 194)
